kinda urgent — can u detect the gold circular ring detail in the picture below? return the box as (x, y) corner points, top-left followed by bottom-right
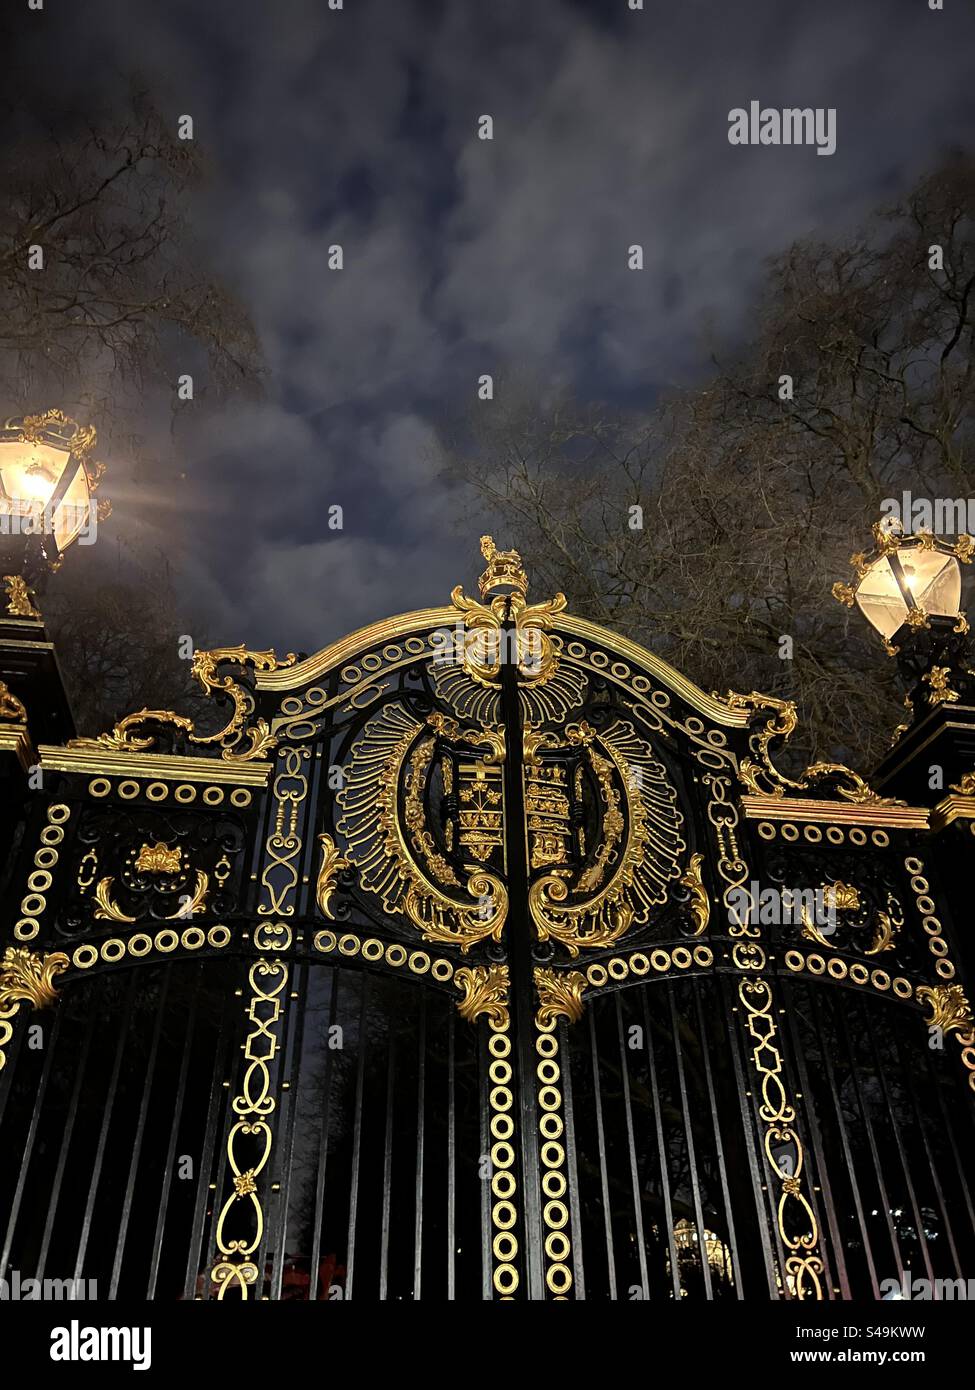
(672, 946), (692, 969)
(101, 938), (126, 963)
(73, 944), (99, 969)
(175, 785), (197, 803)
(849, 963), (869, 985)
(154, 929), (179, 954)
(362, 939), (384, 961)
(491, 1113), (514, 1141)
(543, 1200), (569, 1230)
(230, 788), (252, 808)
(540, 1113), (564, 1139)
(118, 780), (140, 799)
(586, 964), (608, 987)
(88, 777), (111, 797)
(538, 1085), (562, 1111)
(47, 803), (71, 823)
(385, 944), (407, 966)
(408, 951), (431, 975)
(542, 1169), (566, 1198)
(203, 787), (224, 805)
(492, 1201), (518, 1230)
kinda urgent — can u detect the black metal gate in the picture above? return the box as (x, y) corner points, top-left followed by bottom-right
(2, 537), (974, 1299)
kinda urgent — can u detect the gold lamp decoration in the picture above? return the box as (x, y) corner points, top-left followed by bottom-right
(0, 410), (107, 611)
(832, 518), (972, 650)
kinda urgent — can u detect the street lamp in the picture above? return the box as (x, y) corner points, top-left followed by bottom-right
(0, 410), (105, 613)
(833, 517), (974, 723)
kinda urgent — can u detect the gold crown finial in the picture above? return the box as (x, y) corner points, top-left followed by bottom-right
(135, 841), (182, 875)
(478, 535), (528, 599)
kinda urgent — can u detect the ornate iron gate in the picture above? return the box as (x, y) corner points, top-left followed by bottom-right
(1, 537), (974, 1300)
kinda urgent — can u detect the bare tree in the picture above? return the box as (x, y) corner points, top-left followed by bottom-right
(0, 57), (264, 731)
(445, 158), (975, 769)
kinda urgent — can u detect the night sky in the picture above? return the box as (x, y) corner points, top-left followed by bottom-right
(6, 0), (975, 653)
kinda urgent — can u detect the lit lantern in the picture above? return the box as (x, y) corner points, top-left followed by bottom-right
(0, 410), (103, 572)
(833, 519), (971, 649)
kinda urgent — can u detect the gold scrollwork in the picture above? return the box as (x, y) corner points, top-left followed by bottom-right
(315, 833), (351, 919)
(534, 966), (587, 1026)
(68, 646), (297, 763)
(454, 963), (510, 1028)
(738, 977), (824, 1300)
(530, 720), (684, 956)
(258, 745), (309, 917)
(448, 535), (567, 688)
(0, 945), (69, 1012)
(337, 703), (508, 951)
(721, 690), (902, 806)
(211, 958), (288, 1299)
(679, 852), (710, 936)
(918, 983), (973, 1036)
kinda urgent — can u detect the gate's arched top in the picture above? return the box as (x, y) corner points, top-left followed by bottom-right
(254, 538), (751, 729)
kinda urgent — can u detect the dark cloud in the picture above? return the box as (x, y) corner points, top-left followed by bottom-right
(8, 0), (975, 650)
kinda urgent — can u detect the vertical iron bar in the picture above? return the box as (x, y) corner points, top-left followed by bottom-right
(809, 986), (878, 1298)
(862, 998), (935, 1287)
(110, 965), (171, 1300)
(692, 978), (745, 1298)
(308, 966), (341, 1301)
(446, 1004), (457, 1301)
(36, 990), (97, 1281)
(894, 1028), (963, 1280)
(146, 964), (201, 1298)
(641, 984), (680, 1300)
(614, 992), (649, 1297)
(668, 982), (713, 1300)
(498, 613), (545, 1300)
(923, 1037), (975, 1243)
(0, 1002), (64, 1279)
(559, 1017), (586, 1300)
(378, 1013), (396, 1300)
(835, 995), (904, 1272)
(413, 986), (426, 1301)
(72, 970), (138, 1284)
(587, 1004), (616, 1298)
(344, 972), (370, 1300)
(183, 978), (234, 1300)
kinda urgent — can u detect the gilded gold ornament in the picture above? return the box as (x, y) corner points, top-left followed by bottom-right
(454, 963), (509, 1028)
(135, 841), (182, 874)
(0, 945), (69, 1010)
(315, 833), (351, 919)
(918, 983), (973, 1036)
(3, 574), (41, 619)
(0, 680), (27, 723)
(679, 852), (710, 936)
(534, 966), (587, 1026)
